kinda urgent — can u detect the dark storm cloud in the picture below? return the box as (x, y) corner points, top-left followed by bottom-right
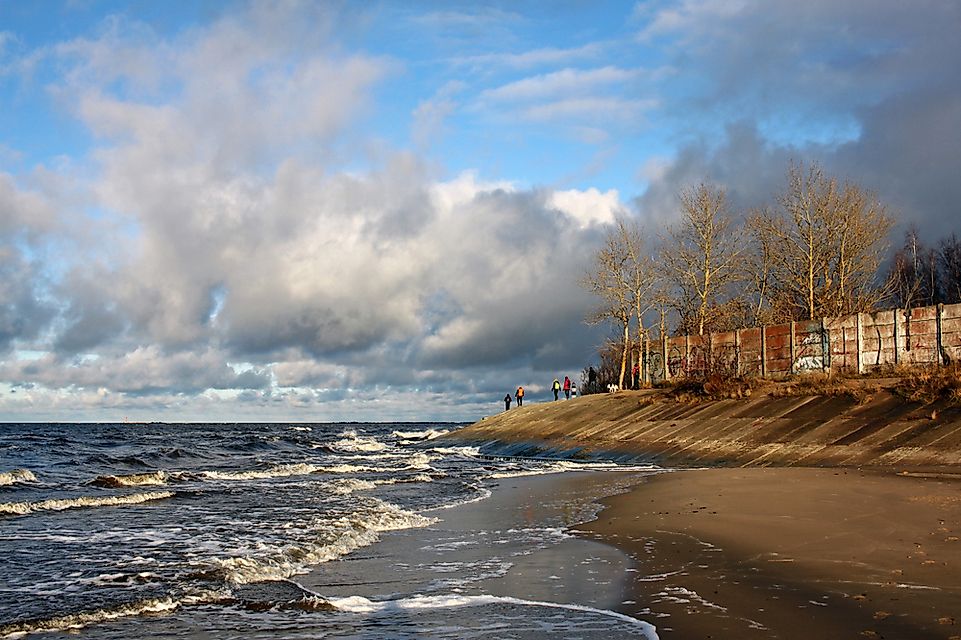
(637, 0), (961, 239)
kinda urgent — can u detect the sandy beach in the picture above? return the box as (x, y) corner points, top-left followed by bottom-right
(579, 467), (961, 639)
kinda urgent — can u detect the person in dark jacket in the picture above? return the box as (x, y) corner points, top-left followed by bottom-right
(504, 394), (512, 411)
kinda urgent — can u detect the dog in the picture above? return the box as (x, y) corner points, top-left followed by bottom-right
(607, 383), (619, 393)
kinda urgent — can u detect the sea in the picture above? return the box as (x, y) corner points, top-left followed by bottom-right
(1, 422), (661, 639)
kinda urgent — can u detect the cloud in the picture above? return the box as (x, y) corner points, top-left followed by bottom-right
(412, 80), (466, 149)
(632, 0), (961, 240)
(481, 66), (643, 102)
(453, 43), (605, 70)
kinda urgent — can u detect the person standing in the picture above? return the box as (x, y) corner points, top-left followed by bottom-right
(516, 386), (524, 407)
(588, 366), (597, 393)
(563, 376), (571, 399)
(552, 378), (561, 401)
(504, 394), (512, 411)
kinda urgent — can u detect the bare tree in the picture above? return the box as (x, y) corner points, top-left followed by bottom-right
(753, 162), (892, 321)
(888, 228), (939, 309)
(582, 219), (657, 389)
(939, 233), (961, 304)
(661, 184), (744, 335)
(744, 210), (777, 326)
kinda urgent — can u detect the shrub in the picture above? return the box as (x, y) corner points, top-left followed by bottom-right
(894, 364), (961, 404)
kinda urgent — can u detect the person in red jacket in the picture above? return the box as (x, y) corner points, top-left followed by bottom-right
(563, 376), (571, 399)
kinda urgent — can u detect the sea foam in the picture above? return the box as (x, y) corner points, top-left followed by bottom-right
(392, 428), (449, 441)
(327, 593), (659, 638)
(0, 469), (37, 486)
(209, 498), (438, 584)
(0, 597), (179, 638)
(91, 471), (168, 487)
(0, 491), (175, 516)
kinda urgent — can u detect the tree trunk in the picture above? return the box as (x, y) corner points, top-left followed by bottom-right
(618, 321), (629, 389)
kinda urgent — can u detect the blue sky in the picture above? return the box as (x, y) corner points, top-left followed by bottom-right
(0, 1), (959, 421)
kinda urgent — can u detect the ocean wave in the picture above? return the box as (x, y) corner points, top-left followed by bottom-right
(196, 462), (386, 481)
(327, 478), (379, 495)
(423, 486), (493, 511)
(0, 596), (179, 638)
(327, 593), (658, 638)
(329, 430), (388, 453)
(327, 473), (434, 495)
(0, 469), (37, 486)
(392, 428), (449, 441)
(430, 445), (481, 457)
(0, 491), (175, 516)
(90, 471), (168, 488)
(208, 498), (438, 584)
(198, 463), (327, 481)
(488, 460), (662, 479)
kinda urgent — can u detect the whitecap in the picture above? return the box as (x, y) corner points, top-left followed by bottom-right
(91, 471), (168, 487)
(0, 597), (179, 638)
(0, 491), (175, 516)
(209, 498), (438, 585)
(329, 431), (388, 453)
(199, 462), (384, 481)
(327, 593), (659, 638)
(392, 428), (449, 441)
(0, 469), (37, 486)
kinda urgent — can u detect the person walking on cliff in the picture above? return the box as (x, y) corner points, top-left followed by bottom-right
(552, 378), (561, 401)
(515, 386), (524, 407)
(588, 366), (597, 393)
(504, 394), (512, 411)
(563, 376), (571, 399)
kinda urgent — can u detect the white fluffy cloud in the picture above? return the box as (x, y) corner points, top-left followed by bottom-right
(0, 6), (616, 420)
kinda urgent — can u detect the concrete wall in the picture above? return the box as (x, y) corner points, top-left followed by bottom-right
(640, 302), (961, 384)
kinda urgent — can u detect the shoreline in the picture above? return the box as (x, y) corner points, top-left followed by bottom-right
(577, 466), (961, 639)
(298, 470), (660, 637)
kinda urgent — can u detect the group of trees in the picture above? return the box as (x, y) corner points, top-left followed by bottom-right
(581, 160), (928, 389)
(888, 229), (961, 309)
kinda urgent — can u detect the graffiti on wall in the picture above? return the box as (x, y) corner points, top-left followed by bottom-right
(794, 331), (826, 372)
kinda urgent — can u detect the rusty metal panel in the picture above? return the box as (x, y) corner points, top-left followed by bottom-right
(764, 323), (792, 376)
(738, 328), (763, 377)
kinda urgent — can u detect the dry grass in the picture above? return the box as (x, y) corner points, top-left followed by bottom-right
(768, 372), (877, 404)
(894, 364), (961, 405)
(664, 374), (758, 402)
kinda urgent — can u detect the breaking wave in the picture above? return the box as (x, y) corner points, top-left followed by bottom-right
(329, 430), (388, 453)
(392, 428), (449, 441)
(0, 597), (180, 638)
(196, 462), (387, 481)
(0, 491), (175, 516)
(90, 471), (168, 488)
(207, 498), (438, 584)
(328, 593), (658, 638)
(0, 469), (37, 486)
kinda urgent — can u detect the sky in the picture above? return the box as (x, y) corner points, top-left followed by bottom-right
(0, 0), (959, 422)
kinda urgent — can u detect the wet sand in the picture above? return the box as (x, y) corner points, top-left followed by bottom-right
(579, 467), (961, 639)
